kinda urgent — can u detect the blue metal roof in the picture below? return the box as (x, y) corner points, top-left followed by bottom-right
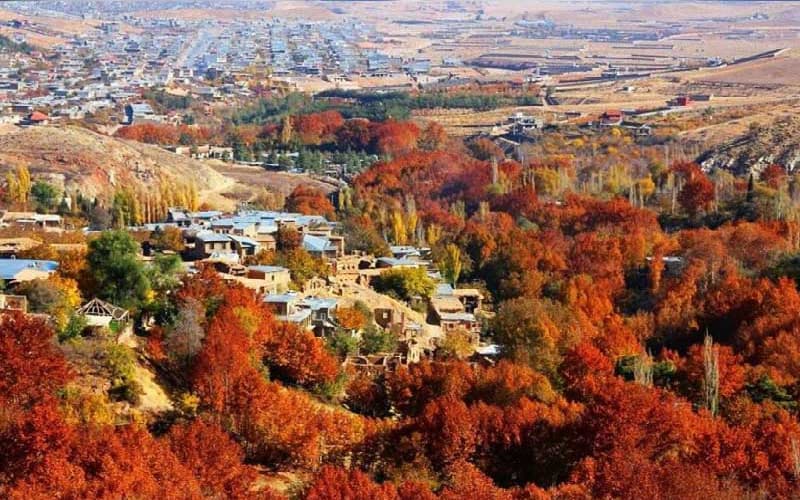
(377, 257), (419, 267)
(190, 210), (222, 219)
(210, 218), (235, 227)
(228, 234), (259, 247)
(302, 234), (335, 253)
(436, 283), (455, 296)
(0, 259), (58, 280)
(280, 308), (311, 324)
(299, 297), (337, 311)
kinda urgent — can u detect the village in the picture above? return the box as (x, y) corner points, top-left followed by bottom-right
(0, 205), (495, 373)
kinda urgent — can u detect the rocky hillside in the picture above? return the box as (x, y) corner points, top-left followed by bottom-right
(0, 125), (235, 206)
(699, 116), (800, 176)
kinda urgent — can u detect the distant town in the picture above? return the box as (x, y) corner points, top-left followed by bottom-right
(0, 0), (789, 127)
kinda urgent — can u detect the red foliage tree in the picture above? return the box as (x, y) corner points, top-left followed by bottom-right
(0, 312), (72, 412)
(294, 111), (345, 145)
(415, 397), (478, 468)
(115, 123), (181, 145)
(166, 419), (258, 498)
(760, 164), (787, 190)
(306, 466), (398, 500)
(673, 161), (715, 216)
(419, 122), (448, 151)
(337, 118), (373, 151)
(285, 185), (336, 219)
(264, 322), (339, 386)
(371, 120), (420, 157)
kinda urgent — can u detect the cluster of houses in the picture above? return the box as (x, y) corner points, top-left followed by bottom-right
(159, 207), (344, 262)
(139, 207), (494, 369)
(0, 202), (495, 369)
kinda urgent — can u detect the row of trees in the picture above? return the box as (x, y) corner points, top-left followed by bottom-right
(116, 110), (448, 164)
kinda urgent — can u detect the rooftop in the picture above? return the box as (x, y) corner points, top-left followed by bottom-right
(0, 259), (58, 280)
(249, 265), (289, 274)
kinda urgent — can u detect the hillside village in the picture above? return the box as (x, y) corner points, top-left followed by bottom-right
(0, 204), (494, 375)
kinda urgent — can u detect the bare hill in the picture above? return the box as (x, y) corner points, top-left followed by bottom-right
(0, 125), (236, 206)
(699, 116), (800, 176)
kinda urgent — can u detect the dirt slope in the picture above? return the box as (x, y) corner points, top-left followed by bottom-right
(0, 125), (236, 207)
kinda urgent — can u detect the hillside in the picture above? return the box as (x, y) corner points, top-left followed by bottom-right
(699, 115), (800, 176)
(0, 125), (236, 207)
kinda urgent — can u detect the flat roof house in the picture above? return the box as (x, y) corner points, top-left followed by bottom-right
(302, 233), (341, 259)
(429, 286), (481, 337)
(247, 265), (291, 295)
(192, 231), (235, 260)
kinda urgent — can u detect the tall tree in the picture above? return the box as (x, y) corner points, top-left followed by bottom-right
(86, 230), (150, 308)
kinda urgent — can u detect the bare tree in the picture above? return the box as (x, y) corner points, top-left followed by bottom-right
(633, 349), (654, 387)
(165, 297), (205, 372)
(703, 333), (720, 417)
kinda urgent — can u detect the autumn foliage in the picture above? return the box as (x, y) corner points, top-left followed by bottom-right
(285, 185), (336, 219)
(10, 115), (800, 497)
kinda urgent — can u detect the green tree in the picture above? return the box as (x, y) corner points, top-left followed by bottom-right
(111, 189), (139, 227)
(360, 324), (397, 354)
(274, 248), (328, 287)
(59, 314), (88, 343)
(372, 267), (435, 302)
(30, 180), (60, 212)
(104, 343), (144, 405)
(86, 230), (150, 308)
(328, 329), (360, 357)
(146, 253), (183, 297)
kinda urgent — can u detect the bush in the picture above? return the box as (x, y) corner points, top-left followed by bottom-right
(59, 314), (88, 343)
(104, 343), (144, 405)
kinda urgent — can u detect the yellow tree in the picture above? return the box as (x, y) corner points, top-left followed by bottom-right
(5, 171), (19, 203)
(17, 165), (31, 204)
(280, 115), (293, 145)
(49, 275), (82, 332)
(405, 211), (418, 246)
(426, 224), (442, 247)
(439, 243), (463, 287)
(187, 182), (200, 211)
(390, 210), (407, 245)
